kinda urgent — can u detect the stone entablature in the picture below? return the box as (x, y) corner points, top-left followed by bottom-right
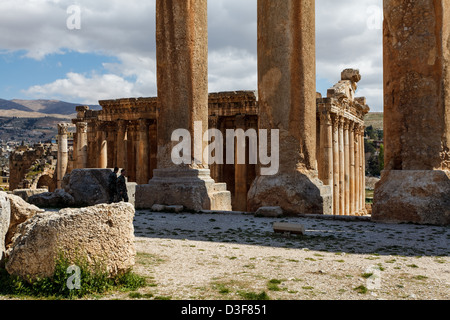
(97, 98), (158, 122)
(208, 91), (258, 118)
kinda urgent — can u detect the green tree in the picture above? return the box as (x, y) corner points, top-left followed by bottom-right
(364, 139), (376, 155)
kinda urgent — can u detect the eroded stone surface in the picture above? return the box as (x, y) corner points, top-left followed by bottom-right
(6, 202), (136, 280)
(5, 194), (44, 249)
(0, 192), (10, 263)
(372, 170), (450, 225)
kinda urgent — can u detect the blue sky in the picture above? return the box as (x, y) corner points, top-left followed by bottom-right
(0, 51), (120, 100)
(0, 0), (383, 111)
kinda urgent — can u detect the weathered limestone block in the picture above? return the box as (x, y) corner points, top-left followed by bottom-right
(62, 169), (136, 207)
(372, 170), (450, 225)
(6, 203), (136, 280)
(273, 222), (305, 235)
(0, 191), (10, 263)
(28, 189), (75, 209)
(63, 169), (111, 206)
(341, 68), (361, 83)
(248, 172), (333, 215)
(5, 194), (44, 249)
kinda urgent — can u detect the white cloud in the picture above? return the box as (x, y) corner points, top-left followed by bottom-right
(208, 48), (257, 93)
(24, 72), (136, 104)
(1, 0), (384, 111)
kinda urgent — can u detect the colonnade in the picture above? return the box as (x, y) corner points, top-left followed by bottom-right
(318, 110), (367, 216)
(60, 0), (450, 223)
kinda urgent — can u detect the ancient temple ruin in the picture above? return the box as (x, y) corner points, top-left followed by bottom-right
(68, 69), (369, 215)
(58, 0), (449, 224)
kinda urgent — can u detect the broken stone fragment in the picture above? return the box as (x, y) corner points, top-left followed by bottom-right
(273, 222), (305, 235)
(6, 202), (136, 281)
(0, 191), (10, 264)
(5, 194), (44, 249)
(341, 68), (361, 83)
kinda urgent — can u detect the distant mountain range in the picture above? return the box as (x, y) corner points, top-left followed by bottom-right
(0, 99), (101, 118)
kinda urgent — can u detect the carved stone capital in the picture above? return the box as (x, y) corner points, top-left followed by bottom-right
(58, 123), (70, 135)
(76, 122), (88, 134)
(319, 111), (332, 126)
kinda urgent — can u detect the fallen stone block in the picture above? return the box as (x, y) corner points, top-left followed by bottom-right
(6, 202), (136, 281)
(5, 194), (45, 249)
(63, 169), (136, 207)
(28, 189), (75, 209)
(273, 222), (305, 236)
(0, 191), (10, 264)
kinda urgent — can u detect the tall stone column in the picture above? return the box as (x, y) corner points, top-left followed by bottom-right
(136, 0), (231, 211)
(116, 120), (127, 170)
(332, 114), (340, 215)
(97, 124), (108, 169)
(127, 124), (137, 182)
(57, 123), (70, 189)
(319, 111), (333, 186)
(72, 129), (78, 170)
(373, 0), (450, 225)
(349, 122), (356, 215)
(234, 115), (248, 212)
(137, 119), (150, 185)
(338, 117), (345, 215)
(344, 119), (350, 215)
(76, 122), (88, 169)
(86, 122), (97, 168)
(359, 127), (366, 214)
(208, 116), (220, 182)
(354, 124), (361, 213)
(248, 0), (332, 215)
(149, 121), (158, 179)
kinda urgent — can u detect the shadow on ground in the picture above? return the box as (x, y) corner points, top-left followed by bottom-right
(133, 210), (450, 257)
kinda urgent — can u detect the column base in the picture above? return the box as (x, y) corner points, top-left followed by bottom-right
(372, 170), (450, 225)
(135, 169), (232, 212)
(247, 171), (333, 215)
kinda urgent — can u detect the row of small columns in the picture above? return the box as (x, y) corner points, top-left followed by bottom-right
(319, 112), (366, 216)
(73, 119), (155, 185)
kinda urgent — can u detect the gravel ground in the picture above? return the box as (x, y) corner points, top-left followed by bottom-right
(107, 210), (450, 300)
